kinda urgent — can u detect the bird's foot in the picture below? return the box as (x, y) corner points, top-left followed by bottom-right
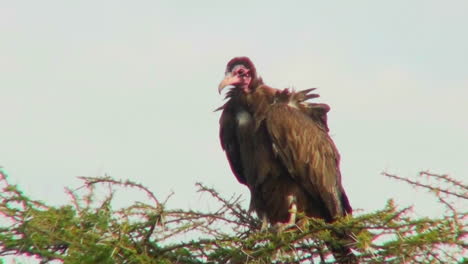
(260, 216), (269, 232)
(272, 201), (298, 233)
(272, 222), (296, 233)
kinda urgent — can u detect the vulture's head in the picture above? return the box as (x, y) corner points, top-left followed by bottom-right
(218, 57), (260, 94)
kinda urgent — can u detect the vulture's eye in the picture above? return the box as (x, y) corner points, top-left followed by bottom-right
(236, 70), (250, 78)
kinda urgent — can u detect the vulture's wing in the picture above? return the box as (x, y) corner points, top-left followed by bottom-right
(265, 103), (351, 218)
(219, 110), (247, 185)
(290, 88), (330, 132)
(304, 103), (330, 132)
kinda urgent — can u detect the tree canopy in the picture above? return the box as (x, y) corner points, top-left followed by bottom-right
(0, 168), (466, 263)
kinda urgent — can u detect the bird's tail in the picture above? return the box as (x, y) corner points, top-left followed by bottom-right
(327, 230), (358, 264)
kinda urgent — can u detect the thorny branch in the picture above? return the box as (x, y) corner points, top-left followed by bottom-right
(382, 171), (467, 200)
(0, 168), (466, 263)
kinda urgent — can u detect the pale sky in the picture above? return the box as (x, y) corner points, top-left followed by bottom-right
(1, 0), (467, 242)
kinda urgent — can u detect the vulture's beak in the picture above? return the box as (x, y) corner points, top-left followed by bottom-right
(218, 73), (239, 94)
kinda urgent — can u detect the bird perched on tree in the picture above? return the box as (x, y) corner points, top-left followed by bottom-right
(216, 57), (357, 263)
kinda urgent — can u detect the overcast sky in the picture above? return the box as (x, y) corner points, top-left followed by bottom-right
(1, 0), (467, 242)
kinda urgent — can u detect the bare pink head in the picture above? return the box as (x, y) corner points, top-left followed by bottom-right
(218, 57), (258, 93)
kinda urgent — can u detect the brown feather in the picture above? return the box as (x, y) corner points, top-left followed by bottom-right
(265, 103), (348, 220)
(219, 85), (351, 221)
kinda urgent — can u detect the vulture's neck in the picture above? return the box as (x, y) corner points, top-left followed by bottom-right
(227, 85), (277, 129)
(226, 85), (274, 107)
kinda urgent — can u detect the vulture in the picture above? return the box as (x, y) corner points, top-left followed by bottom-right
(217, 57), (357, 263)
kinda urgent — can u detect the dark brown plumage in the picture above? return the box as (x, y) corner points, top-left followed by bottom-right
(217, 57), (356, 263)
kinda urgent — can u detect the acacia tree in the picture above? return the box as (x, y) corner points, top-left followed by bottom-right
(0, 168), (466, 263)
